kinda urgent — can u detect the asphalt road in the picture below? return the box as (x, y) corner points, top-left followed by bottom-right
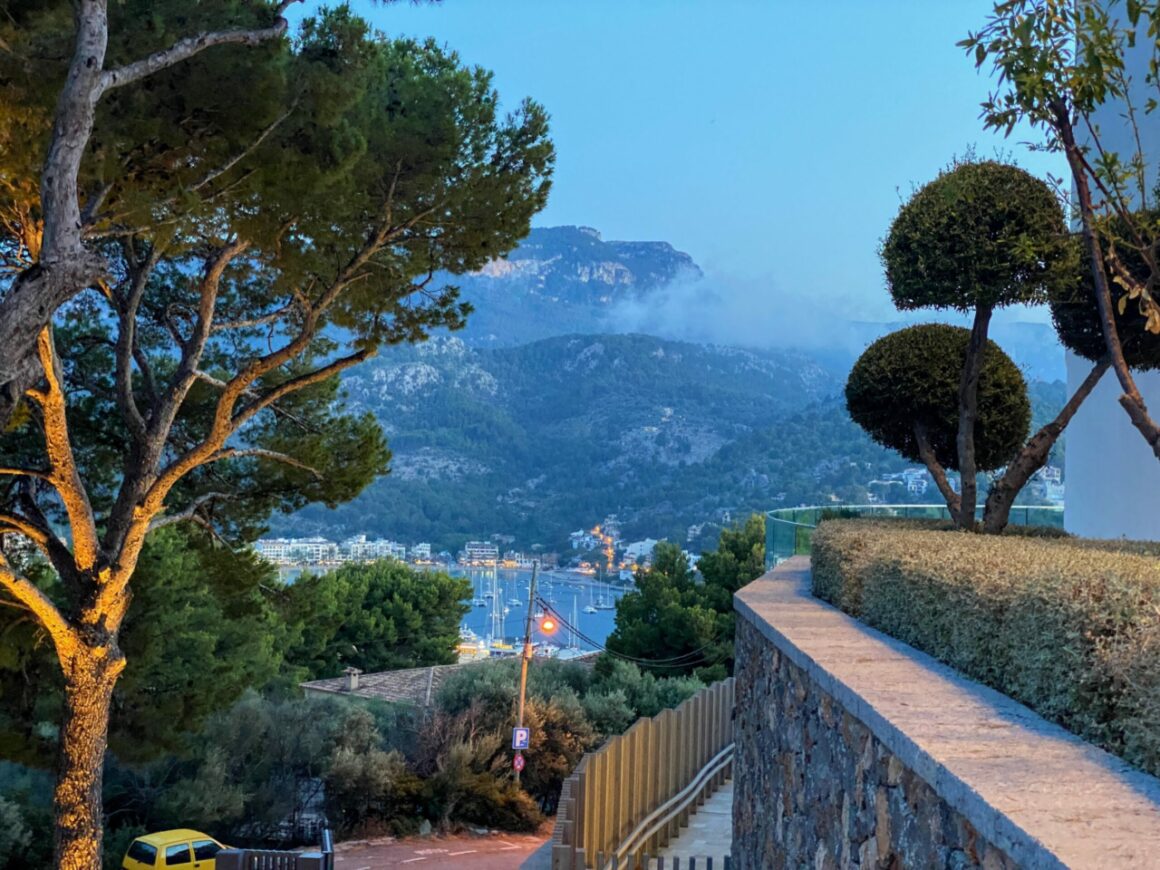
(333, 831), (549, 869)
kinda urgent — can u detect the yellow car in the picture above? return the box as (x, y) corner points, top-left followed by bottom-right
(122, 830), (226, 869)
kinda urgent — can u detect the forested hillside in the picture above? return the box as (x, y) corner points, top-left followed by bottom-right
(275, 332), (1065, 551)
(272, 225), (1070, 550)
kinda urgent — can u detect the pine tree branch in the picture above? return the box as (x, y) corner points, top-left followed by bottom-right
(148, 492), (233, 532)
(207, 448), (322, 478)
(98, 3), (301, 95)
(192, 105), (296, 193)
(27, 329), (101, 574)
(0, 563), (71, 645)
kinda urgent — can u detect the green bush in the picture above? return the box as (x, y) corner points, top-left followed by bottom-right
(0, 796), (32, 868)
(845, 324), (1030, 472)
(811, 520), (1160, 777)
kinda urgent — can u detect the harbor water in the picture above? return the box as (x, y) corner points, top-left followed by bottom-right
(451, 567), (624, 652)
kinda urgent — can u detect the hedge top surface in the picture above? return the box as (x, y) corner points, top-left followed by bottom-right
(844, 323), (1030, 471)
(882, 160), (1076, 313)
(809, 518), (1160, 783)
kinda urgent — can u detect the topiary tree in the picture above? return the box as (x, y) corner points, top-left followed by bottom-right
(882, 159), (1075, 526)
(846, 324), (1030, 518)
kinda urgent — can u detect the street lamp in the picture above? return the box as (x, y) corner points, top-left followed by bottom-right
(515, 561), (556, 783)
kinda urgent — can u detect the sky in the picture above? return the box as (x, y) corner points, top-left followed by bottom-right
(292, 0), (1067, 327)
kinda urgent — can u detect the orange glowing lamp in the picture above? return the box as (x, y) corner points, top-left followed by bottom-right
(540, 616), (558, 635)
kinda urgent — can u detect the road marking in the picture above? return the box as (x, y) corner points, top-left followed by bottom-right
(449, 850), (478, 856)
(401, 859), (428, 864)
(495, 841), (520, 851)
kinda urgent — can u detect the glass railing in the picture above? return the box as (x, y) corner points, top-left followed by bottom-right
(764, 503), (1065, 567)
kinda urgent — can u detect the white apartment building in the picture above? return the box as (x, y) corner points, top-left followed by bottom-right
(255, 536), (339, 564)
(462, 540), (500, 563)
(623, 538), (659, 562)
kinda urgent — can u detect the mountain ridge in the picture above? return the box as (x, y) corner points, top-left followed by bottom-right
(276, 226), (1069, 549)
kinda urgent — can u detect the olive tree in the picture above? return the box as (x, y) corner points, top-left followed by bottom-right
(963, 1), (1160, 458)
(845, 324), (1030, 519)
(0, 8), (553, 868)
(881, 160), (1077, 526)
(985, 209), (1160, 531)
(1052, 211), (1160, 370)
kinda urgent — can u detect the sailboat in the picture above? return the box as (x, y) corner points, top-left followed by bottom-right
(580, 581), (596, 614)
(595, 578), (615, 610)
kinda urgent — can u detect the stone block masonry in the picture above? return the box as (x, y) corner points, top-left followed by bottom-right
(731, 557), (1160, 869)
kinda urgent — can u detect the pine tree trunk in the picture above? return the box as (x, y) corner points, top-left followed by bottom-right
(53, 646), (122, 870)
(955, 304), (993, 529)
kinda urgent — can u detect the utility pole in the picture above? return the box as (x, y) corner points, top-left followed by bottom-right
(514, 560), (539, 784)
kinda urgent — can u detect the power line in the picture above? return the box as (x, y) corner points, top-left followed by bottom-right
(536, 597), (721, 669)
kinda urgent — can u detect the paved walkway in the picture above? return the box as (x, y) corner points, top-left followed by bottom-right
(335, 830), (549, 868)
(650, 780), (732, 867)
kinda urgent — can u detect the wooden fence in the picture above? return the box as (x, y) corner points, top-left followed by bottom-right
(551, 678), (735, 870)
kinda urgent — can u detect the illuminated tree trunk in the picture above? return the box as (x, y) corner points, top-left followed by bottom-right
(53, 643), (123, 870)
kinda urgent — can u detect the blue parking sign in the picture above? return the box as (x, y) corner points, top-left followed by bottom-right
(512, 727), (530, 750)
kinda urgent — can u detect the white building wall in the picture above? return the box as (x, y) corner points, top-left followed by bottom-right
(1065, 9), (1160, 539)
(1064, 355), (1160, 538)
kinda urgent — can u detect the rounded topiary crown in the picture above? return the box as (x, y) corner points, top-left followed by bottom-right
(845, 323), (1030, 471)
(882, 160), (1077, 313)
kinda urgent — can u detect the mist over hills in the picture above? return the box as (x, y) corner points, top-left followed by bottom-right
(452, 225), (701, 347)
(450, 225), (1065, 380)
(277, 226), (1067, 549)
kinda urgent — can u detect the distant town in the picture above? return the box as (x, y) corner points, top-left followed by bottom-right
(254, 464), (1065, 576)
(863, 463), (1063, 502)
(253, 514), (666, 578)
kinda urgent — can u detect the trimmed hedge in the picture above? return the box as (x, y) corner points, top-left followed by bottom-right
(811, 519), (1160, 778)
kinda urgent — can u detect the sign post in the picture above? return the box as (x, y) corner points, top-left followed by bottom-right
(514, 561), (539, 784)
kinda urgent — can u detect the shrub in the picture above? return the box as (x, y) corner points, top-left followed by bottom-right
(845, 324), (1030, 473)
(0, 796), (31, 868)
(811, 520), (1160, 777)
(882, 160), (1076, 314)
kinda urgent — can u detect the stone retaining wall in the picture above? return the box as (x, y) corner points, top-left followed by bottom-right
(731, 557), (1160, 870)
(732, 616), (1013, 869)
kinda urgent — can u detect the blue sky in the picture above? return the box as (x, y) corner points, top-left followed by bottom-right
(295, 1), (1065, 325)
